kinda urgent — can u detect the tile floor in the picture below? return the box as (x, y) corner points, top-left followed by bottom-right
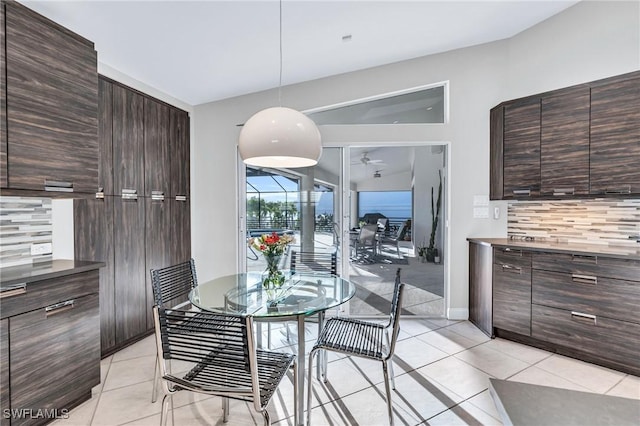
(53, 319), (640, 426)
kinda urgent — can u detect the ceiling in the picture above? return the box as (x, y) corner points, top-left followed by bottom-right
(22, 0), (579, 106)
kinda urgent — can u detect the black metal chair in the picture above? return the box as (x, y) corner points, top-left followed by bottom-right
(290, 250), (337, 276)
(152, 307), (297, 426)
(149, 259), (202, 403)
(351, 224), (379, 261)
(307, 268), (405, 426)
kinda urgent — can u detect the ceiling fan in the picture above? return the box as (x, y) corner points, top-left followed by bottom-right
(351, 151), (386, 166)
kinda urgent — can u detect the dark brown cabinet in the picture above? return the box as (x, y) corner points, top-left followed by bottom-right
(144, 98), (171, 198)
(3, 1), (98, 194)
(0, 2), (7, 189)
(0, 266), (101, 426)
(491, 71), (640, 200)
(144, 197), (171, 328)
(590, 74), (640, 195)
(170, 107), (190, 199)
(540, 87), (590, 196)
(113, 84), (144, 198)
(492, 248), (532, 336)
(468, 240), (493, 337)
(114, 197), (147, 343)
(170, 198), (191, 265)
(502, 99), (541, 198)
(98, 78), (114, 196)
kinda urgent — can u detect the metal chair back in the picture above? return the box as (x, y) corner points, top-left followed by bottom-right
(359, 224), (378, 245)
(386, 269), (405, 358)
(290, 250), (337, 276)
(150, 259), (197, 308)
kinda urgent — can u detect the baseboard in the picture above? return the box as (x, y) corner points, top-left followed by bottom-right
(447, 308), (468, 320)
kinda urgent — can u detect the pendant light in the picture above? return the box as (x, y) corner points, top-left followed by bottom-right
(238, 0), (322, 168)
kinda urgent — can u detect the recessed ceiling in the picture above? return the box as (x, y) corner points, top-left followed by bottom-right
(22, 0), (579, 106)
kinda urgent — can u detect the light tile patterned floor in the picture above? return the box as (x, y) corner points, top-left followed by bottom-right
(53, 319), (640, 426)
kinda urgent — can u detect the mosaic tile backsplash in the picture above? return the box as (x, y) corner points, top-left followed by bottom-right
(508, 198), (640, 246)
(0, 196), (53, 268)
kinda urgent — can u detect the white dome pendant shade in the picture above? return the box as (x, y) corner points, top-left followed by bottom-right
(239, 106), (322, 168)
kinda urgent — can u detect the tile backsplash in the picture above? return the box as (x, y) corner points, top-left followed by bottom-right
(508, 198), (640, 246)
(0, 196), (53, 268)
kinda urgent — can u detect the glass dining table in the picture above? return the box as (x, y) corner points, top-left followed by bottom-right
(189, 271), (356, 426)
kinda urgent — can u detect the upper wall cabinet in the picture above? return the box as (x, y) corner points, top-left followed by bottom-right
(491, 71), (640, 200)
(590, 74), (640, 195)
(170, 107), (190, 199)
(3, 1), (98, 193)
(112, 84), (144, 198)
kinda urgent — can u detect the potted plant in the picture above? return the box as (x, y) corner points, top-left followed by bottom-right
(427, 170), (442, 262)
(417, 243), (428, 262)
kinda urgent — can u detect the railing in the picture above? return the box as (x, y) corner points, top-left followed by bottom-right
(246, 217), (410, 234)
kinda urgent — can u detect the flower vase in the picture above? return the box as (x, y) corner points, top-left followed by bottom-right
(262, 254), (285, 303)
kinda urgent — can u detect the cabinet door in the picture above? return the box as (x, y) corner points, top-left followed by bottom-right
(74, 196), (116, 354)
(493, 263), (532, 336)
(144, 98), (170, 197)
(114, 197), (146, 344)
(0, 318), (8, 426)
(170, 108), (190, 198)
(489, 106), (504, 200)
(541, 88), (590, 196)
(170, 197), (191, 265)
(503, 98), (541, 198)
(5, 1), (98, 193)
(468, 241), (493, 336)
(590, 75), (640, 195)
(113, 84), (144, 198)
(98, 77), (114, 196)
(10, 293), (100, 424)
(0, 2), (7, 188)
(145, 197), (171, 329)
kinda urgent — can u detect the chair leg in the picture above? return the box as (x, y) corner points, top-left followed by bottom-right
(262, 409), (271, 426)
(222, 397), (229, 422)
(388, 356), (397, 390)
(307, 349), (318, 425)
(396, 242), (400, 258)
(151, 353), (159, 403)
(160, 394), (170, 426)
(382, 360), (394, 426)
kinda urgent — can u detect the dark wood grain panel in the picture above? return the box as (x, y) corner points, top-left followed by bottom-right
(144, 98), (170, 196)
(74, 197), (116, 354)
(98, 77), (114, 195)
(0, 318), (9, 426)
(112, 83), (144, 196)
(532, 252), (640, 282)
(533, 269), (640, 324)
(114, 197), (147, 344)
(590, 75), (640, 195)
(489, 106), (504, 200)
(1, 2), (7, 189)
(145, 197), (171, 330)
(5, 1), (98, 193)
(493, 263), (531, 336)
(469, 241), (493, 337)
(170, 108), (190, 198)
(10, 293), (100, 425)
(540, 87), (590, 195)
(1, 270), (99, 320)
(503, 98), (541, 198)
(170, 197), (191, 265)
(532, 304), (640, 375)
(493, 247), (531, 269)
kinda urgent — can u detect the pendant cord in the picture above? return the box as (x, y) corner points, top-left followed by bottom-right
(278, 0), (283, 106)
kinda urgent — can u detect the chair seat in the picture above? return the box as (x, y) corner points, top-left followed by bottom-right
(313, 317), (386, 360)
(174, 348), (295, 408)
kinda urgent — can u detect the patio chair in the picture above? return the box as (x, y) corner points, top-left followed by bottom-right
(351, 223), (379, 261)
(152, 306), (297, 426)
(380, 222), (407, 258)
(307, 268), (405, 426)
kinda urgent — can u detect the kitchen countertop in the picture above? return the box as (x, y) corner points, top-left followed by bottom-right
(0, 259), (105, 286)
(467, 237), (640, 260)
(489, 379), (640, 426)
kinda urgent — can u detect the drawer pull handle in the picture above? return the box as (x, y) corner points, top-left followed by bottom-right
(501, 264), (522, 274)
(604, 186), (631, 195)
(0, 283), (27, 298)
(572, 254), (597, 264)
(175, 195), (187, 202)
(572, 274), (598, 285)
(501, 248), (523, 257)
(44, 180), (74, 192)
(553, 187), (575, 196)
(151, 191), (165, 201)
(571, 311), (597, 325)
(45, 300), (75, 316)
(122, 189), (138, 201)
(513, 189), (531, 196)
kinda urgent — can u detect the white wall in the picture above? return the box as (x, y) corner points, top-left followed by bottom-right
(191, 1), (639, 319)
(413, 147), (444, 251)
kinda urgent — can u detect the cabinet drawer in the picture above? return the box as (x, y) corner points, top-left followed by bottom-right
(0, 270), (99, 319)
(533, 252), (640, 282)
(532, 304), (640, 373)
(493, 263), (531, 336)
(10, 293), (100, 423)
(494, 247), (532, 269)
(533, 269), (640, 324)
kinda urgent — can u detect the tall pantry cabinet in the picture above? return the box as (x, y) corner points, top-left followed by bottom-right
(75, 76), (191, 356)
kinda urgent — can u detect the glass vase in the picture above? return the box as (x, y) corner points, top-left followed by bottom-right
(262, 253), (285, 303)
